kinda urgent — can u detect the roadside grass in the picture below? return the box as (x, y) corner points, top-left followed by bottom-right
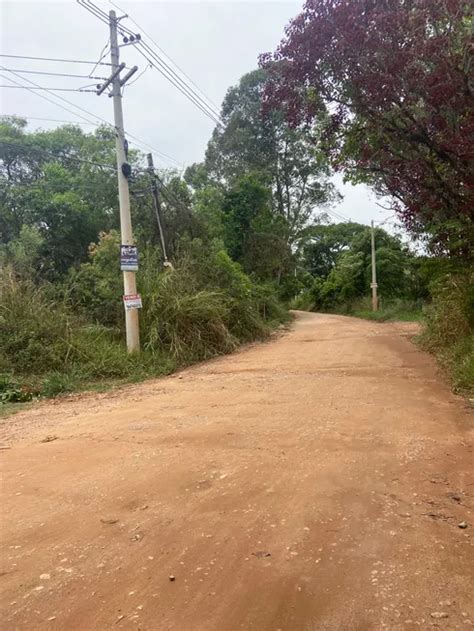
(418, 272), (473, 396)
(435, 334), (474, 395)
(350, 305), (424, 323)
(0, 262), (290, 414)
(343, 298), (424, 323)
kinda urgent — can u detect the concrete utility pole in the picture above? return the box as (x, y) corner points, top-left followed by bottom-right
(370, 220), (378, 312)
(146, 153), (170, 265)
(109, 10), (140, 352)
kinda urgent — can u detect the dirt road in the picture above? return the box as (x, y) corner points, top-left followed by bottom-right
(1, 312), (473, 630)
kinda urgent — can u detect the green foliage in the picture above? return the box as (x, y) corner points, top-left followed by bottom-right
(0, 374), (38, 403)
(420, 271), (473, 393)
(202, 69), (337, 245)
(143, 272), (236, 362)
(302, 222), (367, 278)
(67, 231), (123, 327)
(0, 267), (173, 387)
(139, 242), (284, 362)
(0, 267), (74, 373)
(0, 225), (44, 278)
(1, 119), (119, 278)
(40, 372), (77, 398)
(1, 231), (288, 404)
(221, 174), (271, 261)
(296, 223), (418, 311)
(191, 185), (226, 241)
(349, 298), (423, 322)
(420, 273), (473, 348)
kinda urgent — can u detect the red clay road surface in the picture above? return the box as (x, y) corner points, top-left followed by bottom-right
(1, 312), (473, 630)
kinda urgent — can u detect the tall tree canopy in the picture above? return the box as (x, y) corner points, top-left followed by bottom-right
(187, 69), (338, 247)
(0, 119), (200, 277)
(1, 118), (119, 276)
(260, 0), (473, 256)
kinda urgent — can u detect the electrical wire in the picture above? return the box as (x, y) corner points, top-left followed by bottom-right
(0, 53), (113, 66)
(77, 0), (131, 38)
(110, 0), (221, 112)
(89, 38), (111, 77)
(0, 84), (97, 93)
(1, 67), (182, 167)
(79, 0), (222, 124)
(325, 208), (351, 223)
(0, 72), (111, 127)
(0, 140), (117, 170)
(134, 41), (221, 126)
(0, 68), (107, 80)
(121, 63), (150, 91)
(0, 115), (98, 126)
(77, 0), (111, 28)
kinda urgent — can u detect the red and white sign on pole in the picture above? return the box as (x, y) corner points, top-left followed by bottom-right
(123, 294), (142, 311)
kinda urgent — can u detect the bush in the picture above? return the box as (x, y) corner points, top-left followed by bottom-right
(1, 237), (289, 402)
(142, 269), (235, 362)
(0, 374), (38, 403)
(67, 231), (123, 328)
(40, 372), (77, 398)
(419, 271), (473, 393)
(139, 242), (287, 362)
(0, 270), (172, 384)
(0, 268), (75, 373)
(420, 273), (473, 348)
(350, 297), (423, 322)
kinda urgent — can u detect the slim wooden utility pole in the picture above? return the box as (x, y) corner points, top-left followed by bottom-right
(146, 153), (170, 265)
(370, 220), (378, 312)
(109, 9), (140, 352)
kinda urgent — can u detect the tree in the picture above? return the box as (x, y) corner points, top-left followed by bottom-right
(321, 227), (412, 306)
(260, 0), (474, 256)
(190, 69), (337, 246)
(0, 119), (119, 276)
(301, 223), (415, 308)
(302, 221), (367, 278)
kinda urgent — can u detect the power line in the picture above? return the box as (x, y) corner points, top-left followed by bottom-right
(79, 0), (222, 125)
(0, 71), (112, 128)
(1, 67), (182, 167)
(0, 140), (117, 170)
(0, 53), (113, 66)
(325, 208), (351, 223)
(77, 0), (131, 38)
(134, 41), (222, 126)
(0, 68), (107, 80)
(0, 114), (98, 126)
(110, 0), (222, 113)
(0, 84), (97, 93)
(89, 38), (111, 76)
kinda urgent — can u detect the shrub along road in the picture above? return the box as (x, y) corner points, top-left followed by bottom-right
(1, 312), (473, 630)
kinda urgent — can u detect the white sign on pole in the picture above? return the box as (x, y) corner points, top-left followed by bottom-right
(123, 294), (142, 311)
(120, 245), (139, 271)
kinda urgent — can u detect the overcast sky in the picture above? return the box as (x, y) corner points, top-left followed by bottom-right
(1, 0), (399, 231)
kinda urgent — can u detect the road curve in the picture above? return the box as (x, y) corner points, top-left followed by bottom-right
(1, 312), (473, 630)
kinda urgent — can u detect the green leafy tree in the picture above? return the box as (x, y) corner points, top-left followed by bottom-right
(0, 119), (120, 277)
(318, 227), (412, 307)
(302, 222), (367, 278)
(189, 69), (337, 246)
